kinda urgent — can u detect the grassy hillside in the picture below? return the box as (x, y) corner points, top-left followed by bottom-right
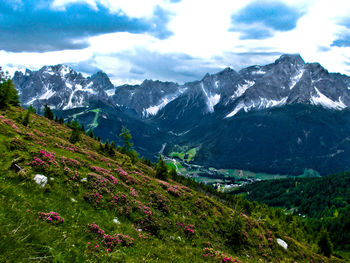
(232, 174), (350, 253)
(0, 106), (344, 262)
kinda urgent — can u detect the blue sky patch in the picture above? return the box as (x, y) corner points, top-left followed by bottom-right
(0, 0), (173, 52)
(230, 1), (304, 39)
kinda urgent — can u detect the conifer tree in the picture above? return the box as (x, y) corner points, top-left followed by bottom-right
(104, 139), (110, 152)
(99, 143), (104, 152)
(27, 105), (36, 114)
(22, 110), (31, 127)
(87, 129), (94, 138)
(318, 229), (333, 257)
(169, 167), (177, 179)
(156, 155), (168, 180)
(0, 67), (19, 109)
(109, 141), (116, 156)
(69, 121), (81, 144)
(44, 104), (54, 120)
(119, 126), (133, 153)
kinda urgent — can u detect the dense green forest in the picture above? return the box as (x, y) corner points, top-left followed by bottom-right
(233, 173), (350, 252)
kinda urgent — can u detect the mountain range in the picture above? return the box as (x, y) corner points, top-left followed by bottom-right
(12, 54), (350, 176)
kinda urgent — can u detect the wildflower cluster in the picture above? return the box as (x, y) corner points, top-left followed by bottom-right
(64, 167), (80, 181)
(88, 223), (134, 252)
(110, 192), (127, 206)
(90, 166), (111, 177)
(149, 191), (170, 213)
(115, 168), (137, 184)
(0, 115), (21, 133)
(107, 174), (118, 185)
(130, 187), (138, 197)
(203, 248), (242, 263)
(267, 230), (274, 248)
(137, 201), (152, 216)
(138, 232), (151, 240)
(38, 149), (58, 166)
(38, 211), (64, 224)
(86, 152), (97, 161)
(54, 142), (80, 153)
(167, 185), (181, 197)
(184, 224), (195, 235)
(31, 156), (49, 168)
(88, 173), (115, 194)
(33, 129), (45, 137)
(159, 181), (182, 197)
(84, 191), (103, 206)
(60, 156), (80, 167)
(24, 132), (35, 140)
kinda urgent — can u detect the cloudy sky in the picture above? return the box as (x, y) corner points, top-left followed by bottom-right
(1, 0), (350, 85)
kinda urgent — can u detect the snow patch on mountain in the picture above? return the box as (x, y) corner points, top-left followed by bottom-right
(215, 80), (219, 88)
(259, 97), (288, 109)
(310, 88), (347, 110)
(208, 94), (221, 110)
(253, 68), (266, 75)
(45, 69), (55, 76)
(60, 65), (71, 77)
(39, 87), (55, 100)
(225, 102), (245, 118)
(63, 92), (75, 110)
(290, 69), (304, 89)
(75, 83), (96, 94)
(143, 97), (171, 117)
(201, 83), (220, 112)
(106, 89), (115, 96)
(231, 81), (255, 99)
(225, 97), (288, 118)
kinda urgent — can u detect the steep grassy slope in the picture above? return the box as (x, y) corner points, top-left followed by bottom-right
(0, 106), (343, 262)
(232, 174), (350, 252)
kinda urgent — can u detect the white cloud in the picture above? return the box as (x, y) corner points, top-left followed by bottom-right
(98, 0), (165, 18)
(51, 0), (98, 10)
(3, 0), (350, 84)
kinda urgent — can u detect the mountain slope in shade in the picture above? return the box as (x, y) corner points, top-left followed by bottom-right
(113, 80), (184, 118)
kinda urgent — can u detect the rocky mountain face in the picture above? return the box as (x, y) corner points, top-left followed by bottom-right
(12, 54), (350, 175)
(158, 54), (350, 123)
(113, 80), (183, 118)
(13, 65), (113, 111)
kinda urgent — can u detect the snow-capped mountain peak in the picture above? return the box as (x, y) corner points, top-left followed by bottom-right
(13, 65), (113, 110)
(12, 54), (350, 120)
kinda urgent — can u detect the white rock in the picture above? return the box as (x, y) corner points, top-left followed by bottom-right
(34, 174), (48, 188)
(277, 238), (288, 250)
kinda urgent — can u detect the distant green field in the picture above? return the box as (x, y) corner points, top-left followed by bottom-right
(166, 158), (320, 186)
(90, 108), (101, 129)
(170, 147), (198, 162)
